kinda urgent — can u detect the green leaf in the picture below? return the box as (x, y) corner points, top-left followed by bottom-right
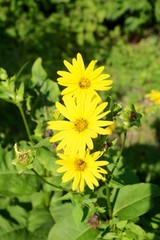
(113, 183), (160, 220)
(0, 146), (37, 196)
(0, 215), (27, 240)
(34, 137), (51, 149)
(15, 82), (24, 103)
(0, 173), (38, 197)
(31, 57), (47, 87)
(72, 202), (84, 227)
(125, 222), (150, 240)
(50, 192), (72, 204)
(28, 208), (54, 232)
(7, 205), (28, 226)
(40, 78), (60, 102)
(0, 84), (15, 102)
(36, 147), (57, 173)
(0, 145), (38, 196)
(102, 232), (117, 239)
(50, 202), (73, 222)
(31, 190), (50, 208)
(48, 213), (100, 240)
(0, 68), (8, 80)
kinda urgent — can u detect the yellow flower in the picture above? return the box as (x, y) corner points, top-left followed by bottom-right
(57, 53), (113, 99)
(145, 90), (160, 105)
(56, 149), (108, 192)
(48, 95), (113, 155)
(106, 122), (115, 135)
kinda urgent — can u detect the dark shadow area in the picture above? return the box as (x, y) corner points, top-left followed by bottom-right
(0, 100), (27, 147)
(123, 144), (160, 185)
(123, 143), (160, 239)
(140, 199), (160, 240)
(152, 118), (160, 145)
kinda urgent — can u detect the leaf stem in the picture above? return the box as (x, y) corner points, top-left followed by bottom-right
(17, 104), (33, 144)
(111, 130), (127, 176)
(105, 182), (112, 219)
(31, 169), (64, 191)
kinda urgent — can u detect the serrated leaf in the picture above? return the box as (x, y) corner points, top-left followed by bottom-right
(0, 215), (27, 240)
(113, 183), (160, 220)
(48, 213), (100, 240)
(7, 205), (28, 226)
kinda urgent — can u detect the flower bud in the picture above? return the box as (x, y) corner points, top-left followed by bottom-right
(120, 104), (142, 129)
(12, 143), (35, 173)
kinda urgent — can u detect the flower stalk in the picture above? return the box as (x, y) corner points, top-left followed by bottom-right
(17, 103), (33, 144)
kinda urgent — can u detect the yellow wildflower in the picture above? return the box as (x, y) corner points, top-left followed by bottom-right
(57, 53), (113, 99)
(56, 149), (108, 192)
(145, 90), (160, 105)
(48, 95), (113, 155)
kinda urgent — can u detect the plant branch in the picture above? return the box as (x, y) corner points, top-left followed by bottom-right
(105, 182), (112, 219)
(17, 104), (33, 144)
(111, 130), (127, 176)
(31, 169), (64, 191)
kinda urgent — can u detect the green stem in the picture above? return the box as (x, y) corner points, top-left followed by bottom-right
(105, 182), (112, 219)
(111, 130), (127, 176)
(17, 104), (33, 144)
(31, 169), (64, 191)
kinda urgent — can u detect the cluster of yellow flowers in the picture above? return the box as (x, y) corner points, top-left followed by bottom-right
(145, 90), (160, 105)
(48, 53), (113, 192)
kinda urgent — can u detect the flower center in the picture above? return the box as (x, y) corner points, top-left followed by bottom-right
(74, 159), (87, 171)
(74, 118), (88, 132)
(79, 77), (91, 89)
(18, 152), (30, 166)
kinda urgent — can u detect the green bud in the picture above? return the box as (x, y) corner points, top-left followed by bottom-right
(120, 104), (142, 129)
(12, 143), (35, 173)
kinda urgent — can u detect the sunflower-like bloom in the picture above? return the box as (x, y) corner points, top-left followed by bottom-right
(145, 90), (160, 105)
(57, 53), (113, 99)
(48, 95), (113, 155)
(56, 149), (108, 192)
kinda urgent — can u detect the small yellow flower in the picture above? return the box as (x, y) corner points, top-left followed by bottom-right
(57, 53), (113, 99)
(145, 90), (160, 105)
(48, 95), (113, 155)
(56, 149), (108, 192)
(106, 122), (115, 135)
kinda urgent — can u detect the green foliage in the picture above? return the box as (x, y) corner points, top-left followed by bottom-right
(48, 213), (100, 240)
(0, 0), (160, 74)
(0, 57), (159, 239)
(113, 183), (160, 220)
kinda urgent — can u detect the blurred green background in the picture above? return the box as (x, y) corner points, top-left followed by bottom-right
(1, 0), (160, 105)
